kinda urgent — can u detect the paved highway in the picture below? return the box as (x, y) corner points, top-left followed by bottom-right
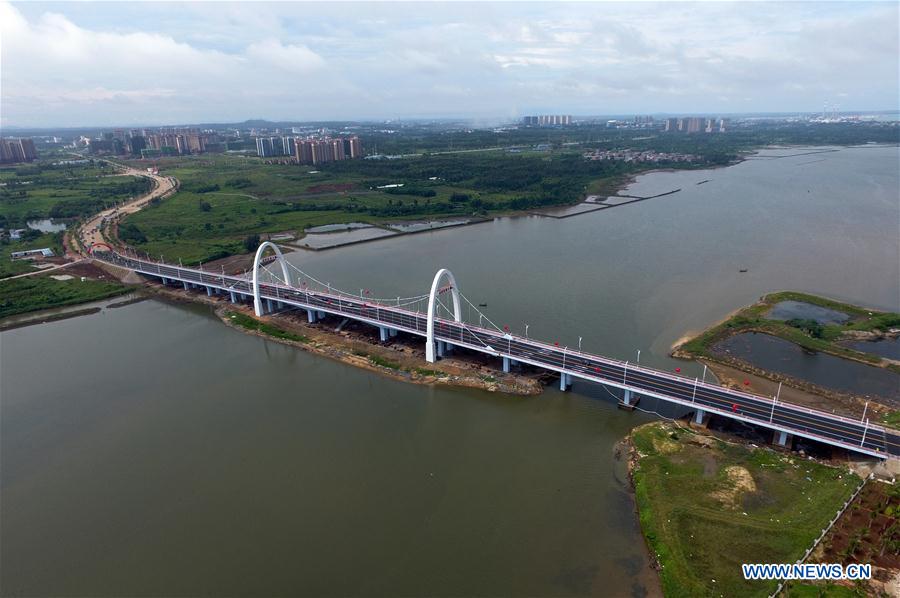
(96, 251), (899, 460)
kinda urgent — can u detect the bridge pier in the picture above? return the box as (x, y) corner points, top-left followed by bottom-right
(502, 356), (511, 373)
(618, 389), (641, 411)
(692, 409), (708, 427)
(206, 286), (213, 297)
(307, 309), (317, 323)
(266, 299), (274, 313)
(230, 291), (236, 303)
(559, 373), (571, 391)
(773, 430), (793, 448)
(389, 328), (398, 338)
(183, 281), (190, 291)
(437, 340), (445, 358)
(318, 310), (326, 319)
(379, 327), (389, 342)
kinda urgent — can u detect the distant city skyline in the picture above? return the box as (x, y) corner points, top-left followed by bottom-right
(1, 1), (898, 128)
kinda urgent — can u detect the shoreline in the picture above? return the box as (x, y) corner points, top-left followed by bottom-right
(671, 291), (900, 423)
(138, 281), (544, 396)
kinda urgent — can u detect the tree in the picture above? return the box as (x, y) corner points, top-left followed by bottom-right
(243, 234), (261, 253)
(199, 201), (212, 212)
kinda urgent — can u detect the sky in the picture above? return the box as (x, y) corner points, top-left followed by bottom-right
(1, 1), (898, 128)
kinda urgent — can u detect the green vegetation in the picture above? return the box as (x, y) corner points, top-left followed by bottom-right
(0, 275), (129, 319)
(882, 410), (900, 428)
(631, 422), (859, 598)
(414, 367), (444, 377)
(117, 122), (898, 265)
(680, 291), (900, 371)
(0, 159), (151, 228)
(119, 147), (709, 264)
(226, 310), (309, 343)
(368, 354), (402, 370)
(0, 231), (65, 278)
(782, 583), (868, 598)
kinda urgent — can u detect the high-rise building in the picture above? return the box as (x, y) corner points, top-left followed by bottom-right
(0, 137), (38, 163)
(282, 137), (296, 157)
(256, 137), (274, 157)
(129, 136), (147, 156)
(523, 115), (571, 127)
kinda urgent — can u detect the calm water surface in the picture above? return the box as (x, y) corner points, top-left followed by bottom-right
(714, 332), (900, 404)
(2, 145), (898, 596)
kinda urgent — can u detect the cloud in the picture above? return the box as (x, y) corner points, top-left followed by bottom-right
(1, 1), (897, 127)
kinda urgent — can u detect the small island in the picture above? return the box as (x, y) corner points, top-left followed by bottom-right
(674, 292), (900, 427)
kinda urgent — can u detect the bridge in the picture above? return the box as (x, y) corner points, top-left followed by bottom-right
(93, 242), (899, 461)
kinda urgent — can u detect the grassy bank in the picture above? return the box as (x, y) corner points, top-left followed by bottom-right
(631, 421), (859, 598)
(679, 291), (900, 370)
(224, 310), (309, 343)
(0, 275), (129, 319)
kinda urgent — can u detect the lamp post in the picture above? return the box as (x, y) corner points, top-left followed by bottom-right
(701, 364), (708, 383)
(636, 349), (641, 364)
(525, 324), (529, 338)
(578, 336), (582, 352)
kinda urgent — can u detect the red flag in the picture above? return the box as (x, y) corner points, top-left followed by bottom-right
(675, 367), (681, 373)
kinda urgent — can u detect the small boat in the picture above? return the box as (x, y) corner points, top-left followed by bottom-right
(739, 268), (748, 273)
(478, 303), (488, 307)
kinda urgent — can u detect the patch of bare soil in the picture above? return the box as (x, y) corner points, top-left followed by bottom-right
(710, 465), (757, 508)
(812, 481), (900, 595)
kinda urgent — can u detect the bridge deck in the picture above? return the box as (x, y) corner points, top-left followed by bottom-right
(97, 251), (899, 460)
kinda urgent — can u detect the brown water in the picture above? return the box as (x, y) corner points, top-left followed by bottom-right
(2, 145), (898, 597)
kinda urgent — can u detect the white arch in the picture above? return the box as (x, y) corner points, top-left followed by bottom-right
(252, 241), (291, 316)
(426, 268), (462, 363)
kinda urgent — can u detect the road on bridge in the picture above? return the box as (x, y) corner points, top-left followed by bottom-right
(97, 251), (900, 461)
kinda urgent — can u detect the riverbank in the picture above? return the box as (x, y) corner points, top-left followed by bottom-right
(139, 281), (543, 396)
(627, 421), (862, 598)
(0, 262), (129, 319)
(673, 291), (900, 424)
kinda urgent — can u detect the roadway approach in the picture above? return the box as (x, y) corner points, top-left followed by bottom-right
(93, 242), (899, 461)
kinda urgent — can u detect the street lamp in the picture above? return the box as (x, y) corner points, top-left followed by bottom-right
(701, 364), (708, 383)
(636, 349), (641, 364)
(578, 336), (582, 352)
(525, 324), (529, 338)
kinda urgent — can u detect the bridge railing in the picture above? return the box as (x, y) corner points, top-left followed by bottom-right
(98, 250), (891, 440)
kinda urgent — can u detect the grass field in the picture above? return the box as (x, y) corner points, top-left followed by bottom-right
(0, 275), (129, 319)
(631, 421), (859, 598)
(0, 160), (151, 228)
(0, 232), (65, 279)
(120, 151), (648, 264)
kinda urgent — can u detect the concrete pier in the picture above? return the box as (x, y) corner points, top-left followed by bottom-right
(559, 372), (571, 391)
(692, 409), (708, 427)
(618, 389), (640, 411)
(502, 356), (511, 373)
(183, 281), (189, 291)
(307, 309), (317, 323)
(230, 291), (237, 303)
(206, 286), (213, 297)
(379, 327), (389, 342)
(774, 430), (793, 448)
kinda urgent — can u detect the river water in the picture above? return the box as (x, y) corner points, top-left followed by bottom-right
(2, 145), (898, 596)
